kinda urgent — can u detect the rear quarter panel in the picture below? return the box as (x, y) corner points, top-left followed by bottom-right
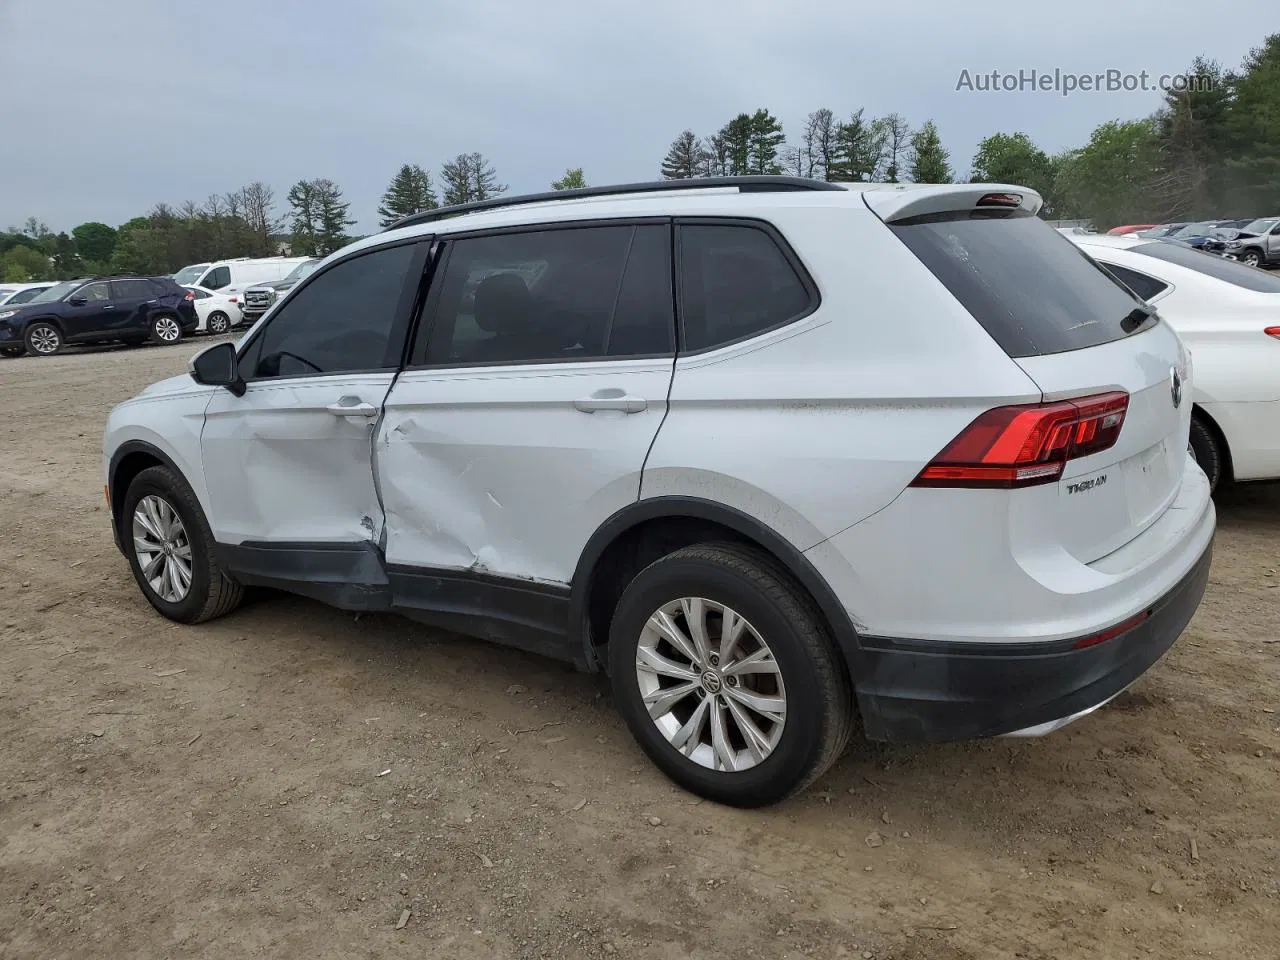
(641, 205), (1044, 550)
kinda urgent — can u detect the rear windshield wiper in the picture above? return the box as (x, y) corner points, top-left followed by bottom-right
(1121, 305), (1156, 334)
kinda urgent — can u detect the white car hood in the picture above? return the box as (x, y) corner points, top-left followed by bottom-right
(135, 373), (203, 399)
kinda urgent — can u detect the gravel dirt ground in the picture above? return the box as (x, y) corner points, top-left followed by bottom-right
(1, 340), (1278, 960)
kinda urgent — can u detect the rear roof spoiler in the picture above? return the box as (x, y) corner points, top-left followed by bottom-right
(861, 183), (1043, 223)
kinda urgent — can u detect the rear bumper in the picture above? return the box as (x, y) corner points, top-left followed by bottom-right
(851, 541), (1212, 742)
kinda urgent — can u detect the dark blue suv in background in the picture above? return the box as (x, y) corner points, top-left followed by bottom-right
(0, 276), (198, 358)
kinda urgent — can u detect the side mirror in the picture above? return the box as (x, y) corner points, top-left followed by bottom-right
(188, 341), (246, 397)
(68, 296), (87, 307)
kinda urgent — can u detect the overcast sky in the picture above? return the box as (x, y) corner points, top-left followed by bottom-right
(0, 0), (1268, 235)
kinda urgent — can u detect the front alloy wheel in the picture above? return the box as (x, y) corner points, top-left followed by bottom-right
(133, 494), (193, 603)
(1241, 250), (1262, 268)
(120, 465), (244, 623)
(636, 598), (787, 772)
(25, 323), (62, 356)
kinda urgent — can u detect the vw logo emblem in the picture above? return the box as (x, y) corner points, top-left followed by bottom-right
(1170, 366), (1183, 409)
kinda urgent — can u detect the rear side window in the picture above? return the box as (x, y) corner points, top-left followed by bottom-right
(112, 279), (158, 300)
(678, 223), (814, 352)
(1098, 262), (1170, 301)
(416, 223), (675, 366)
(890, 211), (1152, 358)
(1130, 241), (1280, 292)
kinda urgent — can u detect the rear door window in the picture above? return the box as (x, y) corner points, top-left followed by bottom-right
(112, 279), (158, 300)
(889, 210), (1154, 358)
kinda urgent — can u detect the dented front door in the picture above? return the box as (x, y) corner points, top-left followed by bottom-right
(200, 374), (395, 547)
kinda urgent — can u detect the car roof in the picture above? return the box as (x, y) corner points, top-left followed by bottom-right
(346, 178), (1042, 259)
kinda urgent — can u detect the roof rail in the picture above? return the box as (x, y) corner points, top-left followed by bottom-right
(386, 175), (844, 231)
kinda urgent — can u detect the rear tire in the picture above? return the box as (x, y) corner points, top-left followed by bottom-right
(207, 311), (231, 335)
(150, 314), (183, 345)
(24, 322), (62, 357)
(121, 465), (244, 624)
(608, 542), (854, 808)
(1189, 415), (1224, 493)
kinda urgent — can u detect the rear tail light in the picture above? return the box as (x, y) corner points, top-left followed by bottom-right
(183, 291), (195, 301)
(911, 391), (1130, 489)
(1265, 326), (1280, 340)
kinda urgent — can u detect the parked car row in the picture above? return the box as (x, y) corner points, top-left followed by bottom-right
(0, 256), (317, 359)
(1108, 217), (1280, 266)
(0, 275), (199, 357)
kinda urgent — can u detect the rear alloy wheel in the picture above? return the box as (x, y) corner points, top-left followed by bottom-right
(121, 465), (244, 623)
(1189, 415), (1225, 494)
(206, 311), (231, 335)
(608, 543), (854, 808)
(151, 314), (183, 345)
(24, 322), (62, 357)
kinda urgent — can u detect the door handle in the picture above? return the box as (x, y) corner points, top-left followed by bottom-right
(103, 304), (116, 310)
(573, 391), (647, 414)
(325, 400), (378, 418)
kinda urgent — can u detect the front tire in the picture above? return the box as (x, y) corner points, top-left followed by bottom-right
(1189, 415), (1225, 494)
(24, 322), (63, 357)
(207, 311), (231, 335)
(151, 314), (183, 345)
(121, 465), (244, 624)
(608, 542), (854, 808)
(1240, 249), (1263, 268)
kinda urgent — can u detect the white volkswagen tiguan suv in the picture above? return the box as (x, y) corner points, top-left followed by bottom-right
(102, 177), (1215, 807)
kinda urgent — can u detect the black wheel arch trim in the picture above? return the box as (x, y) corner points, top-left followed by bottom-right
(107, 440), (190, 553)
(568, 496), (861, 672)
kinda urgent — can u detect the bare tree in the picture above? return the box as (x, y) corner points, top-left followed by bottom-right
(803, 109), (839, 179)
(876, 113), (912, 182)
(237, 182), (280, 255)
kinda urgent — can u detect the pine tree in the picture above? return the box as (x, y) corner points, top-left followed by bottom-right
(747, 108), (786, 175)
(286, 179), (319, 257)
(908, 120), (953, 183)
(313, 179), (355, 255)
(440, 153), (507, 205)
(552, 168), (587, 190)
(828, 109), (882, 182)
(719, 114), (754, 176)
(661, 130), (704, 179)
(378, 164), (438, 228)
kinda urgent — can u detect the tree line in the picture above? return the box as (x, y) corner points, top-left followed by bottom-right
(661, 34), (1280, 229)
(4, 31), (1276, 283)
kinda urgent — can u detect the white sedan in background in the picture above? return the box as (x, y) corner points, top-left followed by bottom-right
(182, 285), (243, 335)
(1067, 232), (1280, 491)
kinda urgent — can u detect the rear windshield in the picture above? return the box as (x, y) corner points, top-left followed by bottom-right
(1129, 241), (1280, 292)
(890, 210), (1154, 358)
